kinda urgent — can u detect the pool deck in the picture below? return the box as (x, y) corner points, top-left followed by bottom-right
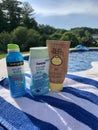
(0, 49), (98, 81)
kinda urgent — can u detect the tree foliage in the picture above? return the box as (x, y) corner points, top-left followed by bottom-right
(0, 0), (36, 31)
(0, 0), (98, 52)
(60, 32), (79, 47)
(11, 26), (28, 51)
(11, 26), (40, 51)
(0, 2), (8, 32)
(21, 2), (38, 29)
(2, 0), (22, 31)
(0, 32), (11, 52)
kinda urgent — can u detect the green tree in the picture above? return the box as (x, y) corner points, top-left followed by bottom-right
(11, 26), (28, 51)
(11, 26), (41, 51)
(71, 27), (88, 37)
(60, 32), (79, 47)
(38, 24), (56, 35)
(85, 30), (92, 40)
(26, 29), (41, 50)
(21, 2), (37, 29)
(49, 32), (62, 40)
(0, 32), (11, 52)
(49, 28), (66, 40)
(55, 29), (66, 34)
(38, 24), (56, 46)
(0, 3), (8, 32)
(2, 0), (22, 31)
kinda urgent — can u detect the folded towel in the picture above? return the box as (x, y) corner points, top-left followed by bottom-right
(0, 73), (98, 130)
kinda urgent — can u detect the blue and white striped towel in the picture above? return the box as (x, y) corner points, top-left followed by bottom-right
(0, 72), (98, 130)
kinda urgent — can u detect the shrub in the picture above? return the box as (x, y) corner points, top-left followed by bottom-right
(60, 32), (79, 47)
(26, 29), (41, 50)
(0, 32), (11, 52)
(11, 26), (28, 51)
(11, 27), (41, 51)
(49, 33), (62, 40)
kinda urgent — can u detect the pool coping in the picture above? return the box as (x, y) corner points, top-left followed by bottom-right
(70, 47), (98, 52)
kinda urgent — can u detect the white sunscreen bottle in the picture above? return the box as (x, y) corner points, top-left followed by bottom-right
(29, 47), (50, 95)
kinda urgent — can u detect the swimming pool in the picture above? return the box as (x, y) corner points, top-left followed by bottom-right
(24, 49), (98, 72)
(68, 49), (98, 72)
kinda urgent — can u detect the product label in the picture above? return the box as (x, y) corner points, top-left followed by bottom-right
(51, 47), (64, 56)
(49, 44), (69, 83)
(7, 65), (24, 76)
(7, 61), (24, 67)
(7, 61), (25, 95)
(29, 58), (50, 94)
(51, 56), (62, 66)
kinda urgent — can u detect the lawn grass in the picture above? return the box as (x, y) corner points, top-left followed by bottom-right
(0, 53), (6, 59)
(0, 52), (29, 59)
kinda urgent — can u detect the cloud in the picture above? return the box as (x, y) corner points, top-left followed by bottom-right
(30, 0), (98, 16)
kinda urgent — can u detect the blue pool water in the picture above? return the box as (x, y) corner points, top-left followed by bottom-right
(24, 50), (98, 72)
(68, 50), (98, 72)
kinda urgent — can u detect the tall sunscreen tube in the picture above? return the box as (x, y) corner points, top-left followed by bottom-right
(29, 47), (50, 95)
(46, 40), (70, 91)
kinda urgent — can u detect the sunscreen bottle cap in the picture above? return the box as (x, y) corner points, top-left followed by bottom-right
(50, 82), (63, 91)
(8, 44), (20, 52)
(30, 47), (48, 58)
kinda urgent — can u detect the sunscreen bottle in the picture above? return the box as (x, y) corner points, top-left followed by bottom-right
(6, 44), (26, 97)
(29, 47), (50, 95)
(47, 40), (70, 91)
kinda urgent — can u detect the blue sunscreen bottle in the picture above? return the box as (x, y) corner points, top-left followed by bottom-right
(6, 44), (26, 98)
(29, 47), (50, 95)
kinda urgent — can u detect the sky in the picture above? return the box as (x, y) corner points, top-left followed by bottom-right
(20, 0), (98, 30)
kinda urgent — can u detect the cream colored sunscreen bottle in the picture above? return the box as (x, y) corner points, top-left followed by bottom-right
(29, 47), (50, 95)
(46, 40), (70, 91)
